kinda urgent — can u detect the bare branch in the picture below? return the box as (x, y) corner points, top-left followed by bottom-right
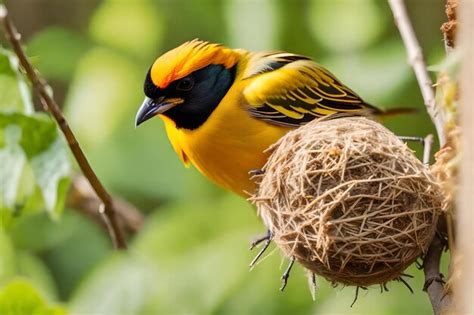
(388, 0), (446, 146)
(388, 1), (453, 313)
(423, 134), (434, 166)
(0, 4), (127, 249)
(67, 176), (144, 235)
(422, 233), (451, 315)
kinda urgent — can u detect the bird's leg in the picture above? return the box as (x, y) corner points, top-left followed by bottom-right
(397, 275), (414, 294)
(309, 272), (317, 300)
(249, 229), (272, 250)
(280, 256), (295, 292)
(350, 286), (367, 307)
(249, 229), (272, 268)
(311, 272), (317, 289)
(351, 286), (360, 307)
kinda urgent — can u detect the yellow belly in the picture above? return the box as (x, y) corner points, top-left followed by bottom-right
(160, 82), (291, 197)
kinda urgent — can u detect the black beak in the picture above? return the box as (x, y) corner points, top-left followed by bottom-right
(135, 96), (177, 127)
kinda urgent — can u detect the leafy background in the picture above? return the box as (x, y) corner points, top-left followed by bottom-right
(0, 0), (449, 314)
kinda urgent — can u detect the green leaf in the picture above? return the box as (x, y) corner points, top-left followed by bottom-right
(30, 139), (71, 218)
(9, 213), (78, 251)
(0, 112), (71, 222)
(0, 126), (26, 211)
(0, 48), (33, 114)
(0, 230), (16, 284)
(16, 253), (58, 301)
(0, 112), (57, 158)
(0, 279), (66, 315)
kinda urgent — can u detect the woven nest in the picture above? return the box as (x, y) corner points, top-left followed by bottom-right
(252, 117), (442, 287)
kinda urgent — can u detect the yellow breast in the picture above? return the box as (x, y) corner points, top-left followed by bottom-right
(160, 78), (290, 197)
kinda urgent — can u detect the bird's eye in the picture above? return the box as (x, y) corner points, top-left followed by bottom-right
(176, 77), (194, 91)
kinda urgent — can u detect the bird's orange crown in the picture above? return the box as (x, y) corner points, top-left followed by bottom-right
(149, 39), (241, 89)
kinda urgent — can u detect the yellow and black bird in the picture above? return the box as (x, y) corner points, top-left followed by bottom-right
(135, 39), (391, 197)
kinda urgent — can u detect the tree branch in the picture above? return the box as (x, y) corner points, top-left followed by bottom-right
(423, 233), (451, 315)
(67, 176), (144, 235)
(0, 4), (127, 249)
(388, 0), (447, 147)
(387, 1), (452, 313)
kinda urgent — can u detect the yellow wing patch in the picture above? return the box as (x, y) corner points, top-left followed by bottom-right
(242, 53), (379, 127)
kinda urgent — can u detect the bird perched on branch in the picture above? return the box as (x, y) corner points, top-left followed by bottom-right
(135, 39), (407, 197)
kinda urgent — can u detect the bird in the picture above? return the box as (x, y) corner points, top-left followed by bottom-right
(135, 39), (405, 197)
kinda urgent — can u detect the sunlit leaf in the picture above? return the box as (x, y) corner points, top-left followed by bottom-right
(0, 113), (71, 221)
(0, 279), (66, 315)
(16, 253), (58, 301)
(0, 126), (25, 211)
(0, 112), (57, 158)
(0, 48), (33, 114)
(30, 139), (71, 218)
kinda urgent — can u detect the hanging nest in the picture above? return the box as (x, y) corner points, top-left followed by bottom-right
(252, 117), (442, 287)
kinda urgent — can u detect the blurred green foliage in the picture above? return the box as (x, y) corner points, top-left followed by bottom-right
(0, 0), (448, 314)
(0, 50), (71, 226)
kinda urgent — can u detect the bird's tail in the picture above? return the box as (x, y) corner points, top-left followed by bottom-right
(379, 107), (418, 117)
(366, 103), (418, 118)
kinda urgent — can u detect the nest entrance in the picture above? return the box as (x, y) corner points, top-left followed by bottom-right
(253, 117), (442, 287)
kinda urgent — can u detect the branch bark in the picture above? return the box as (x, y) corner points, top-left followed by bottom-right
(422, 233), (451, 315)
(388, 0), (447, 147)
(0, 4), (127, 249)
(388, 1), (451, 314)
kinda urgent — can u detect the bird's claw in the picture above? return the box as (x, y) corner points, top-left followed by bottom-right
(280, 257), (295, 292)
(249, 230), (272, 268)
(423, 273), (445, 291)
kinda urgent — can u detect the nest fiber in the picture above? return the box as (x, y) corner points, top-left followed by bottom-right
(253, 117), (442, 286)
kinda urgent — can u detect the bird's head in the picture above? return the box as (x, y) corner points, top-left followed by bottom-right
(135, 39), (241, 130)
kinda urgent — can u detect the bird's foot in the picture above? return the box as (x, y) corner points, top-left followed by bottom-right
(249, 230), (272, 268)
(423, 273), (445, 291)
(351, 286), (367, 307)
(280, 256), (295, 292)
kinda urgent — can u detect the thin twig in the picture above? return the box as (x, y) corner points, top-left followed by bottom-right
(0, 5), (127, 249)
(423, 134), (434, 166)
(388, 0), (446, 147)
